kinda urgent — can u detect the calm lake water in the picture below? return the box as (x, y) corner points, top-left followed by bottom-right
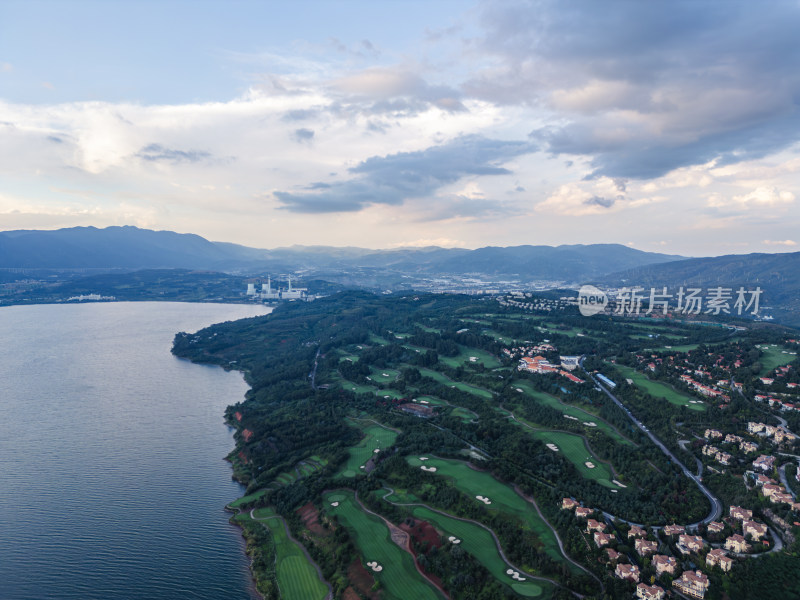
(0, 302), (271, 600)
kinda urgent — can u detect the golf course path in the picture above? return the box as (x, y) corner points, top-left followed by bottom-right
(250, 509), (333, 600)
(379, 487), (585, 597)
(353, 490), (450, 599)
(512, 484), (605, 594)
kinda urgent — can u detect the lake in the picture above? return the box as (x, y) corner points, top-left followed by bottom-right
(0, 302), (271, 600)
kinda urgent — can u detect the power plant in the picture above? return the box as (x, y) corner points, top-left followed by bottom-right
(245, 275), (314, 302)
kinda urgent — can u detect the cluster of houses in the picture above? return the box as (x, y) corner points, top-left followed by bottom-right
(678, 373), (731, 401)
(747, 421), (798, 445)
(517, 355), (585, 383)
(560, 498), (741, 599)
(747, 471), (800, 511)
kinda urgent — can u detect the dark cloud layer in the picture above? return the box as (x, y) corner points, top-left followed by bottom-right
(136, 143), (211, 164)
(275, 135), (534, 213)
(471, 1), (800, 179)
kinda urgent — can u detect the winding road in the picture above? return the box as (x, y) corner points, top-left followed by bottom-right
(580, 358), (723, 526)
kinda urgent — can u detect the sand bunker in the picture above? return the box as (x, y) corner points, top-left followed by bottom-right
(584, 461), (595, 469)
(516, 388), (524, 393)
(373, 448), (380, 453)
(382, 373), (389, 377)
(475, 495), (492, 505)
(419, 457), (429, 461)
(420, 400), (429, 404)
(331, 501), (339, 507)
(366, 561), (383, 572)
(420, 465), (438, 472)
(564, 415), (578, 421)
(546, 443), (559, 452)
(584, 422), (597, 427)
(506, 569), (526, 581)
(612, 479), (627, 488)
(447, 535), (462, 544)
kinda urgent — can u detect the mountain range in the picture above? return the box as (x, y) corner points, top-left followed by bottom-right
(1, 226), (798, 327)
(0, 226), (683, 281)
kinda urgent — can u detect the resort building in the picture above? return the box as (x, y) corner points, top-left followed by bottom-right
(575, 507), (594, 519)
(653, 554), (677, 576)
(673, 570), (710, 599)
(593, 532), (615, 547)
(730, 506), (753, 521)
(706, 548), (733, 572)
(636, 583), (666, 600)
(615, 563), (640, 583)
(628, 525), (646, 538)
(707, 521), (724, 534)
(725, 534), (750, 553)
(635, 538), (657, 557)
(663, 524), (685, 536)
(562, 497), (579, 510)
(743, 521), (768, 541)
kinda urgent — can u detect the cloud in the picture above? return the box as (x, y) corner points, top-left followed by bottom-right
(708, 186), (795, 209)
(292, 128), (315, 143)
(763, 239), (797, 247)
(535, 176), (663, 216)
(274, 135), (534, 213)
(471, 1), (800, 180)
(135, 143), (212, 164)
(329, 66), (467, 114)
(388, 237), (465, 248)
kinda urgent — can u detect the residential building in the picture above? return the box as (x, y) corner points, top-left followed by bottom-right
(635, 538), (657, 556)
(725, 534), (750, 553)
(604, 548), (621, 563)
(586, 519), (606, 532)
(730, 506), (753, 521)
(740, 441), (758, 453)
(615, 563), (640, 582)
(663, 524), (685, 536)
(706, 548), (733, 572)
(594, 532), (615, 547)
(636, 583), (666, 600)
(743, 520), (768, 541)
(753, 454), (776, 472)
(705, 429), (723, 440)
(707, 521), (724, 534)
(575, 506), (593, 519)
(628, 525), (646, 538)
(673, 570), (710, 599)
(652, 554), (677, 576)
(678, 534), (705, 552)
(561, 497), (579, 510)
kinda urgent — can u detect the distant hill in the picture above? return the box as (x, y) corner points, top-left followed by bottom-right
(602, 252), (800, 326)
(0, 226), (683, 281)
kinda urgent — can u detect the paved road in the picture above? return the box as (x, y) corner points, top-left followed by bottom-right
(581, 358), (723, 526)
(779, 463), (798, 501)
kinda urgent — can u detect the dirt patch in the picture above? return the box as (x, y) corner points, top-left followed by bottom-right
(400, 518), (442, 551)
(296, 502), (327, 537)
(347, 558), (378, 599)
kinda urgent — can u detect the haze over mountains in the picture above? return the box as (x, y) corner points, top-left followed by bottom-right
(2, 226), (799, 326)
(0, 226), (685, 281)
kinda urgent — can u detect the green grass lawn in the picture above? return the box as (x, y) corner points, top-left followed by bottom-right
(369, 333), (390, 346)
(338, 422), (399, 477)
(757, 344), (797, 375)
(411, 506), (551, 598)
(405, 456), (580, 574)
(450, 406), (478, 422)
(614, 364), (706, 412)
(418, 367), (494, 399)
(324, 491), (442, 600)
(645, 343), (700, 353)
(439, 346), (502, 370)
(511, 381), (633, 444)
(238, 508), (328, 600)
(369, 367), (400, 384)
(528, 430), (617, 488)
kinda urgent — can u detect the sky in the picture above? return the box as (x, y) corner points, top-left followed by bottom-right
(1, 0), (799, 256)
